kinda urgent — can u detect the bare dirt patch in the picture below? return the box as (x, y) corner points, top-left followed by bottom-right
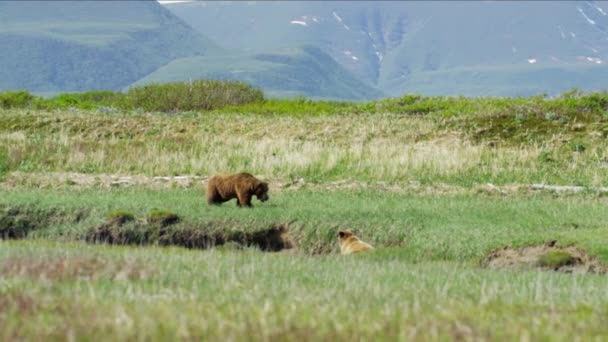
(3, 171), (608, 196)
(482, 241), (607, 274)
(0, 255), (156, 281)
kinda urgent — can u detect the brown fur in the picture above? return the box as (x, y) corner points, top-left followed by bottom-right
(206, 172), (269, 207)
(337, 230), (373, 255)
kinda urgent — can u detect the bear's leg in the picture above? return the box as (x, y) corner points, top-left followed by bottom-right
(237, 192), (253, 207)
(206, 188), (223, 205)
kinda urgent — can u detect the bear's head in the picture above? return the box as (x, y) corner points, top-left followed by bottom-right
(255, 182), (269, 202)
(337, 230), (354, 241)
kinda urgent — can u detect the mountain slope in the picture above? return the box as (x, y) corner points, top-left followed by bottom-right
(0, 0), (220, 93)
(165, 1), (608, 96)
(130, 46), (383, 100)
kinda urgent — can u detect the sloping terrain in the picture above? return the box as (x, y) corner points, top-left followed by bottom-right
(131, 45), (383, 100)
(165, 0), (608, 96)
(0, 0), (220, 92)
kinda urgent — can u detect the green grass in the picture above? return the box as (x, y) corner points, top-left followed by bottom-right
(538, 250), (577, 268)
(1, 240), (608, 341)
(1, 188), (607, 261)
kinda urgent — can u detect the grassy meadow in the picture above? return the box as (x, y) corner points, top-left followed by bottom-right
(1, 86), (608, 340)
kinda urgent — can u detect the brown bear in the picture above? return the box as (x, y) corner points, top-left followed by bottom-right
(337, 229), (373, 255)
(206, 172), (269, 207)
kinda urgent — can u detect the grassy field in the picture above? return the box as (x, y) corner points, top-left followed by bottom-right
(1, 92), (608, 340)
(1, 188), (608, 340)
(2, 239), (608, 341)
(1, 188), (608, 260)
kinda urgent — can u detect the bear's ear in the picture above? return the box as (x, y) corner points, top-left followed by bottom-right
(277, 224), (287, 233)
(337, 231), (346, 238)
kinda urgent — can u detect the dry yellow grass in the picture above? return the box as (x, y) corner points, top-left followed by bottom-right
(0, 109), (606, 187)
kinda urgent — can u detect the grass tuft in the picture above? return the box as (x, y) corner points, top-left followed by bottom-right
(145, 209), (180, 227)
(538, 250), (577, 268)
(103, 210), (135, 226)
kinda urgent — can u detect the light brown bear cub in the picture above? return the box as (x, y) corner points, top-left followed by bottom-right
(337, 230), (374, 255)
(206, 172), (269, 207)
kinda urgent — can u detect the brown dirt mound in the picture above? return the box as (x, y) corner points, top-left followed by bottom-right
(0, 205), (89, 239)
(482, 241), (607, 274)
(85, 220), (296, 253)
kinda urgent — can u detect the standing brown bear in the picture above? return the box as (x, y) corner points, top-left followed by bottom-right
(206, 172), (269, 207)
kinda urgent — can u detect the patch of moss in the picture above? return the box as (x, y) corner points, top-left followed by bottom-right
(538, 250), (577, 268)
(146, 209), (180, 227)
(104, 210), (135, 226)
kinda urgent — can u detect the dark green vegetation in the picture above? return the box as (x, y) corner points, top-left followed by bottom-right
(0, 80), (264, 112)
(127, 80), (264, 112)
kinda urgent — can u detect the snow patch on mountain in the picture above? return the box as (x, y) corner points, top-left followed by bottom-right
(332, 11), (350, 30)
(577, 7), (596, 25)
(289, 16), (320, 27)
(558, 25), (566, 39)
(332, 11), (343, 23)
(591, 2), (607, 15)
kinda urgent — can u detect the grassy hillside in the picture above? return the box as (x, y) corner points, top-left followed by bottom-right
(0, 1), (220, 92)
(130, 46), (384, 100)
(166, 1), (608, 96)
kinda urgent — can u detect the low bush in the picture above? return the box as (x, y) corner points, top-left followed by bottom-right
(0, 91), (36, 109)
(126, 80), (264, 112)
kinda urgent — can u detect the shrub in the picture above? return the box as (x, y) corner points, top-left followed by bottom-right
(0, 91), (37, 109)
(36, 91), (128, 110)
(126, 80), (264, 112)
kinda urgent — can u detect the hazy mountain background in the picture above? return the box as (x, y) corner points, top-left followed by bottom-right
(2, 0), (608, 99)
(0, 1), (220, 95)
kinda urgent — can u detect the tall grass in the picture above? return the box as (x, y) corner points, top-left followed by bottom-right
(1, 109), (606, 187)
(1, 241), (608, 340)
